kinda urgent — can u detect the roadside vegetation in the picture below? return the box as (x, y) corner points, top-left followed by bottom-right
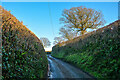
(46, 51), (51, 54)
(1, 6), (48, 79)
(52, 6), (120, 79)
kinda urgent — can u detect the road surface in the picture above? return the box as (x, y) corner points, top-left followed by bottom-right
(47, 55), (95, 79)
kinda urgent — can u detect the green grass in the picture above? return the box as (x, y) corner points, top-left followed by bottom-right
(52, 51), (65, 59)
(52, 38), (120, 79)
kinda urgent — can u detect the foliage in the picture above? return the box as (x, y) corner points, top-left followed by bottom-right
(1, 6), (48, 79)
(52, 20), (120, 79)
(46, 51), (51, 54)
(52, 52), (65, 59)
(40, 37), (51, 48)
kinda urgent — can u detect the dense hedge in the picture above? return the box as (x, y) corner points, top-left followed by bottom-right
(52, 20), (120, 79)
(1, 6), (48, 79)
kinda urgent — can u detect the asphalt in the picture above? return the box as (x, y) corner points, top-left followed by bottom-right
(47, 55), (95, 79)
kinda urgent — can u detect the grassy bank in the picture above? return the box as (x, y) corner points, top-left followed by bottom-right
(52, 20), (120, 79)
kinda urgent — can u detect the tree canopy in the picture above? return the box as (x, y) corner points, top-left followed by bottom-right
(53, 6), (106, 46)
(60, 6), (105, 35)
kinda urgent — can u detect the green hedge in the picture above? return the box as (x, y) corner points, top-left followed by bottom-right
(1, 6), (48, 79)
(52, 20), (120, 79)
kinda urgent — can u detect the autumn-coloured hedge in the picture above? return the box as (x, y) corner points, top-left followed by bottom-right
(1, 6), (48, 79)
(52, 20), (120, 79)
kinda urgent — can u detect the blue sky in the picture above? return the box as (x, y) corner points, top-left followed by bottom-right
(1, 0), (120, 2)
(2, 2), (118, 51)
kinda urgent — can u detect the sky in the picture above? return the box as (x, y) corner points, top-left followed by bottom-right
(2, 2), (119, 51)
(1, 0), (120, 2)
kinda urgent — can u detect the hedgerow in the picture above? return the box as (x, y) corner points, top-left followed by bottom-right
(1, 6), (48, 79)
(52, 20), (120, 79)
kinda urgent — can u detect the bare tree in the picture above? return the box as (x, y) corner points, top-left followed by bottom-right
(60, 6), (106, 35)
(40, 37), (51, 48)
(59, 27), (76, 41)
(53, 37), (64, 45)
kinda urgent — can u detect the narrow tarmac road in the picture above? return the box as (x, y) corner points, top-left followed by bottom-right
(47, 55), (95, 79)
